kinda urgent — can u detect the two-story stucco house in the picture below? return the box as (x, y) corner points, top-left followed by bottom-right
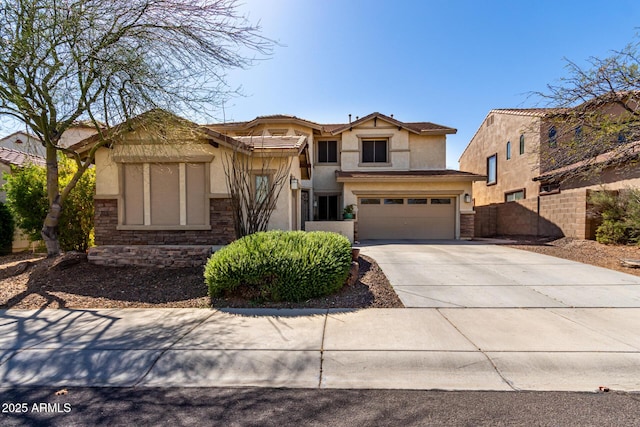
(460, 104), (640, 239)
(77, 110), (484, 266)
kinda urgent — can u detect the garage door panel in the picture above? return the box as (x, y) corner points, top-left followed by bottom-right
(358, 197), (455, 240)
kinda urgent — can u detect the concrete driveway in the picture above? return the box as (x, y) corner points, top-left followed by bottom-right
(359, 240), (640, 308)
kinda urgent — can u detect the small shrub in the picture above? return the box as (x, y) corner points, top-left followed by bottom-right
(596, 220), (627, 244)
(0, 201), (14, 255)
(205, 230), (352, 302)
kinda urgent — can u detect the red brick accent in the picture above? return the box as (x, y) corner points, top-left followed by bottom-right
(94, 198), (235, 246)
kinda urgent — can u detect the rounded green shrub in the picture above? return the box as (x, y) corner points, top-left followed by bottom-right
(205, 230), (352, 302)
(0, 201), (14, 255)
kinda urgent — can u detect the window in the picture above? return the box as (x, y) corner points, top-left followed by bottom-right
(360, 198), (381, 205)
(540, 182), (560, 195)
(384, 198), (404, 205)
(362, 139), (388, 163)
(519, 134), (525, 155)
(317, 195), (339, 220)
(255, 175), (269, 204)
(506, 141), (511, 160)
(505, 189), (525, 202)
(548, 126), (557, 147)
(122, 162), (207, 227)
(407, 198), (428, 204)
(487, 154), (497, 185)
(317, 140), (338, 163)
(431, 198), (452, 204)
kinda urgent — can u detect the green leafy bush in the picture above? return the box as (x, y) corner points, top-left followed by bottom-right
(3, 157), (95, 251)
(0, 201), (14, 255)
(590, 187), (640, 244)
(205, 230), (352, 302)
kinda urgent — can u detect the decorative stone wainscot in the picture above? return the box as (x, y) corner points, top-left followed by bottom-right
(88, 245), (216, 268)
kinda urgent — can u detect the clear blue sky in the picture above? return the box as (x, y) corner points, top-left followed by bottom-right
(223, 0), (640, 168)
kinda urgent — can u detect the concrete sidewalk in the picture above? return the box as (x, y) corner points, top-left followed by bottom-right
(1, 307), (639, 392)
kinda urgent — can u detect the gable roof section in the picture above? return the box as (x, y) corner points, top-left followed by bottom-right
(328, 112), (456, 135)
(0, 147), (46, 167)
(209, 114), (324, 132)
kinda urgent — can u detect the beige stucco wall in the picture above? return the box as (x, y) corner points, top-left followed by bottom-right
(59, 127), (98, 148)
(409, 134), (446, 169)
(340, 119), (410, 170)
(94, 135), (300, 232)
(304, 220), (354, 243)
(459, 112), (541, 206)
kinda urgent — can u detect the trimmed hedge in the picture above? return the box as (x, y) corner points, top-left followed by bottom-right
(205, 230), (352, 302)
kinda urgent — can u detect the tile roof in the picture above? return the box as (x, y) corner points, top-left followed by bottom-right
(209, 112), (456, 135)
(0, 147), (46, 167)
(490, 108), (565, 117)
(234, 135), (307, 151)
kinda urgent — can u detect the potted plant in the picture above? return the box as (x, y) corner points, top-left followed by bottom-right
(343, 204), (355, 220)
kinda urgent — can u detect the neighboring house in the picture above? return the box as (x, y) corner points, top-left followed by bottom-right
(459, 105), (640, 239)
(0, 131), (45, 157)
(0, 147), (46, 252)
(74, 110), (483, 266)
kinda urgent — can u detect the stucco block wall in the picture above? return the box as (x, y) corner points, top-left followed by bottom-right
(474, 189), (596, 239)
(94, 198), (235, 246)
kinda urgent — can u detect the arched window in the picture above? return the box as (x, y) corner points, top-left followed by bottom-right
(506, 141), (511, 160)
(519, 134), (525, 154)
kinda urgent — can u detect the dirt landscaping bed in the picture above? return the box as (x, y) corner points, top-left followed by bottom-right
(504, 236), (640, 277)
(0, 252), (403, 310)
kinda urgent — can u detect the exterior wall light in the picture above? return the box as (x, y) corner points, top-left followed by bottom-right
(464, 193), (472, 203)
(290, 177), (299, 190)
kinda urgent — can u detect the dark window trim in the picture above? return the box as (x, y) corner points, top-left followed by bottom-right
(361, 138), (389, 164)
(504, 188), (526, 202)
(316, 139), (339, 164)
(519, 134), (525, 155)
(506, 141), (512, 160)
(487, 153), (497, 186)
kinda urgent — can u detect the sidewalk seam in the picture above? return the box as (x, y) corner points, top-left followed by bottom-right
(317, 310), (329, 388)
(131, 309), (219, 387)
(437, 309), (519, 391)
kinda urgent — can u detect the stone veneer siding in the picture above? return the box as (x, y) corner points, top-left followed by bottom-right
(94, 198), (235, 246)
(459, 213), (475, 239)
(88, 245), (214, 267)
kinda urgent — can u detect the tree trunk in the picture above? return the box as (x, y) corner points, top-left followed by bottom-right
(43, 143), (61, 257)
(41, 195), (62, 257)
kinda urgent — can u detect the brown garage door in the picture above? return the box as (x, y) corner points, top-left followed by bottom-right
(358, 197), (455, 239)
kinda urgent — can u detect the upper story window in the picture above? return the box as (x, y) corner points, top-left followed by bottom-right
(506, 141), (511, 160)
(487, 154), (497, 185)
(519, 134), (525, 154)
(317, 140), (338, 163)
(362, 139), (388, 163)
(548, 126), (558, 147)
